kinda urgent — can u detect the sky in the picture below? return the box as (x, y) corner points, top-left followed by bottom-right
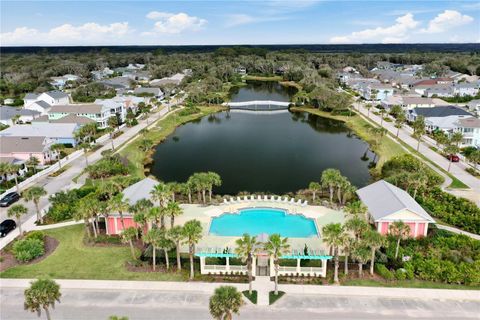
(1, 1), (479, 46)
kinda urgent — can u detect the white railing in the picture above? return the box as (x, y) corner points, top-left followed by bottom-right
(203, 264), (247, 275)
(223, 100), (291, 107)
(278, 266), (324, 277)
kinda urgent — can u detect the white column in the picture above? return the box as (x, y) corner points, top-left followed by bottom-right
(296, 258), (301, 273)
(200, 257), (206, 274)
(226, 257), (230, 272)
(321, 259), (327, 278)
(424, 222), (429, 237)
(252, 256), (256, 277)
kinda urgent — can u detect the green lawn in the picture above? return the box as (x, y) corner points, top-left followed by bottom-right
(269, 291), (286, 305)
(343, 279), (480, 290)
(118, 106), (225, 178)
(292, 107), (406, 169)
(242, 290), (257, 304)
(1, 225), (186, 281)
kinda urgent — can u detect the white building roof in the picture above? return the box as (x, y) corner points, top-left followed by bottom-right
(0, 123), (78, 139)
(356, 180), (434, 222)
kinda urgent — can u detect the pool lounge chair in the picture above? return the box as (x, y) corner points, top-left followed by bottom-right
(243, 196), (248, 201)
(236, 196), (241, 202)
(269, 195), (275, 201)
(296, 199), (302, 205)
(250, 195), (255, 201)
(257, 195), (263, 201)
(289, 198), (296, 204)
(263, 195), (268, 201)
(229, 197), (235, 203)
(283, 197), (289, 203)
(223, 199), (228, 204)
(302, 200), (308, 206)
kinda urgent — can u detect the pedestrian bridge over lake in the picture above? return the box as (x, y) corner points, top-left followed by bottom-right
(223, 100), (291, 111)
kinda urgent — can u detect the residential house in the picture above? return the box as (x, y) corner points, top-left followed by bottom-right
(453, 117), (480, 148)
(32, 114), (95, 126)
(358, 83), (395, 101)
(50, 74), (80, 88)
(91, 67), (114, 80)
(150, 73), (186, 87)
(133, 87), (164, 99)
(0, 136), (55, 165)
(48, 104), (113, 128)
(106, 177), (159, 235)
(407, 106), (471, 122)
(453, 83), (479, 97)
(424, 85), (455, 98)
(412, 78), (454, 96)
(467, 99), (480, 115)
(94, 95), (143, 122)
(24, 91), (70, 115)
(123, 70), (151, 82)
(0, 107), (41, 126)
(235, 67), (247, 75)
(356, 180), (434, 238)
(0, 123), (80, 146)
(99, 76), (132, 91)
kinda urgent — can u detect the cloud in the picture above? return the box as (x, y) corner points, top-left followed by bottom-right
(144, 11), (207, 34)
(0, 22), (131, 45)
(420, 10), (474, 33)
(330, 13), (419, 43)
(224, 14), (289, 28)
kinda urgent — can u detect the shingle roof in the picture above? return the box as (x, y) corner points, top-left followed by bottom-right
(51, 114), (95, 125)
(133, 87), (162, 95)
(0, 107), (40, 120)
(45, 90), (69, 99)
(402, 97), (435, 105)
(412, 106), (471, 118)
(24, 93), (40, 100)
(50, 104), (103, 114)
(122, 177), (159, 206)
(32, 100), (52, 110)
(0, 123), (78, 139)
(0, 136), (49, 153)
(356, 180), (434, 222)
(456, 117), (480, 128)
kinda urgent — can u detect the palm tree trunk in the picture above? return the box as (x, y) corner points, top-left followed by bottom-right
(334, 252), (339, 284)
(396, 127), (400, 137)
(160, 216), (165, 229)
(176, 242), (181, 271)
(91, 220), (98, 238)
(171, 216), (175, 228)
(188, 192), (192, 203)
(152, 245), (156, 271)
(119, 212), (126, 231)
(202, 190), (206, 204)
(84, 152), (89, 166)
(312, 191), (316, 201)
(370, 249), (375, 276)
(448, 159), (452, 172)
(17, 217), (22, 237)
(358, 263), (363, 277)
(344, 254), (348, 275)
(209, 188), (212, 203)
(248, 258), (252, 295)
(44, 307), (51, 320)
(35, 202), (42, 224)
(329, 187), (334, 203)
(189, 250), (194, 280)
(14, 175), (19, 193)
(395, 238), (401, 259)
(416, 139), (420, 151)
(274, 265), (279, 295)
(337, 188), (342, 205)
(84, 220), (91, 238)
(129, 240), (136, 260)
(164, 248), (169, 270)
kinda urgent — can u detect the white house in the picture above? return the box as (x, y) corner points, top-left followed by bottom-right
(358, 83), (395, 101)
(0, 123), (80, 146)
(24, 91), (70, 115)
(91, 67), (114, 80)
(0, 107), (41, 126)
(453, 117), (480, 148)
(453, 83), (479, 97)
(50, 74), (80, 88)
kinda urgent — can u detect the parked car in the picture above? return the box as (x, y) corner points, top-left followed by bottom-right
(0, 192), (20, 207)
(0, 219), (16, 237)
(447, 154), (460, 162)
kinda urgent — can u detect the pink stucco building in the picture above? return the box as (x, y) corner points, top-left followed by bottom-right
(0, 136), (54, 165)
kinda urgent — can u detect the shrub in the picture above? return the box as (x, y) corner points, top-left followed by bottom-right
(395, 268), (407, 280)
(12, 238), (45, 262)
(25, 231), (45, 242)
(375, 264), (394, 280)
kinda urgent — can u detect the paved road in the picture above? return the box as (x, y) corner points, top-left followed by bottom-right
(1, 287), (478, 320)
(0, 106), (172, 249)
(353, 102), (480, 205)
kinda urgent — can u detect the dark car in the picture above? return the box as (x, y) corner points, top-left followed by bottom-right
(0, 219), (16, 237)
(447, 154), (460, 162)
(0, 192), (20, 207)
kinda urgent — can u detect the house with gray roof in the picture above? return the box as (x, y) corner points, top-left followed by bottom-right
(0, 136), (55, 165)
(0, 123), (80, 146)
(0, 107), (41, 126)
(24, 90), (70, 115)
(407, 106), (471, 122)
(133, 87), (163, 98)
(356, 180), (434, 238)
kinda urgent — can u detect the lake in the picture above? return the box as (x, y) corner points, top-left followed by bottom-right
(150, 82), (375, 194)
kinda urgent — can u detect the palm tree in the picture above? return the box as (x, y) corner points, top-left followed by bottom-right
(412, 116), (425, 151)
(78, 142), (91, 166)
(151, 182), (171, 211)
(379, 108), (386, 128)
(389, 221), (411, 259)
(108, 193), (130, 231)
(168, 226), (185, 271)
(235, 234), (259, 295)
(264, 233), (290, 295)
(341, 234), (353, 276)
(121, 227), (138, 260)
(50, 144), (65, 167)
(450, 131), (463, 147)
(165, 201), (182, 228)
(182, 219), (203, 279)
(157, 230), (174, 270)
(351, 242), (371, 277)
(321, 168), (341, 203)
(26, 156), (40, 173)
(143, 228), (163, 271)
(363, 229), (385, 276)
(394, 112), (406, 137)
(344, 201), (367, 219)
(7, 204), (27, 236)
(209, 286), (244, 320)
(365, 103), (372, 118)
(345, 216), (369, 240)
(308, 181), (321, 201)
(207, 172), (222, 203)
(74, 194), (100, 238)
(4, 163), (21, 193)
(23, 186), (47, 224)
(24, 278), (61, 320)
(444, 143), (460, 172)
(322, 223), (344, 284)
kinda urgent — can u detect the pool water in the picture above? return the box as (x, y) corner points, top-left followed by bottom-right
(209, 208), (318, 238)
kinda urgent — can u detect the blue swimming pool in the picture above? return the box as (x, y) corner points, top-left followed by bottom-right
(209, 208), (318, 238)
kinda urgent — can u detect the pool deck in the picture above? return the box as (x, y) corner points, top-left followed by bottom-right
(176, 201), (345, 252)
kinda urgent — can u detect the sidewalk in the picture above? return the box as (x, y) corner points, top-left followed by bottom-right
(1, 278), (478, 301)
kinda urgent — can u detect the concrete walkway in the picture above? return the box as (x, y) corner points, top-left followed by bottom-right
(437, 224), (480, 240)
(252, 276), (273, 306)
(1, 278), (478, 301)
